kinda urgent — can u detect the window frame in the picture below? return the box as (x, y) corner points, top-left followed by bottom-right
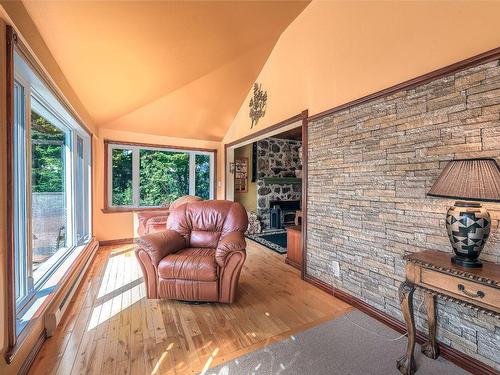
(104, 140), (217, 212)
(13, 55), (93, 314)
(6, 25), (94, 361)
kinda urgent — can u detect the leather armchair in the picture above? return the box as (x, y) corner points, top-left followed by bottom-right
(135, 200), (249, 303)
(136, 195), (203, 236)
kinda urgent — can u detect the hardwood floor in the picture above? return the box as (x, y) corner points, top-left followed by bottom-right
(28, 240), (352, 375)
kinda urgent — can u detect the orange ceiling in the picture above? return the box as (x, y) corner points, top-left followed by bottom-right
(21, 1), (309, 140)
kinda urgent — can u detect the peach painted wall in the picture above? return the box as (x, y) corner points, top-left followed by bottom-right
(93, 128), (223, 241)
(0, 1), (96, 134)
(223, 0), (500, 144)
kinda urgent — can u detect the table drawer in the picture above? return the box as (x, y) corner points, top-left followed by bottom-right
(420, 268), (500, 311)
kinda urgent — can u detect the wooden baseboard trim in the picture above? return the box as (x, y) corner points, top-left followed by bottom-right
(98, 238), (135, 246)
(304, 274), (334, 294)
(285, 258), (302, 271)
(304, 273), (498, 375)
(18, 330), (46, 375)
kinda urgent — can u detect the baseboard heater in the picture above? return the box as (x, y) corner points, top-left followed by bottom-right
(44, 240), (99, 337)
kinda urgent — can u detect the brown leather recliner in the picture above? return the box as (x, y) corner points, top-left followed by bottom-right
(135, 200), (249, 303)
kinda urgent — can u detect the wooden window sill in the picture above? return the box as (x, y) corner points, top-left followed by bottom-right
(6, 238), (98, 364)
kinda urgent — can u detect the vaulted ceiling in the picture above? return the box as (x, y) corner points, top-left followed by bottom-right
(21, 1), (309, 140)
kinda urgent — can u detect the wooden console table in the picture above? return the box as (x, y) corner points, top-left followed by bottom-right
(397, 250), (500, 375)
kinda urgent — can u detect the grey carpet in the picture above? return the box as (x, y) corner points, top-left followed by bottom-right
(203, 310), (469, 375)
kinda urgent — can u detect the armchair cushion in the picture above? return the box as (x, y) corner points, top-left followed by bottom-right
(216, 232), (246, 267)
(135, 229), (186, 266)
(158, 248), (217, 281)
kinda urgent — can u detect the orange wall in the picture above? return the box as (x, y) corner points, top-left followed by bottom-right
(223, 0), (500, 144)
(0, 1), (96, 134)
(93, 128), (223, 241)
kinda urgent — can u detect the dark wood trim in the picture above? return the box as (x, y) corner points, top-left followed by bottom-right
(303, 274), (499, 375)
(103, 139), (217, 211)
(104, 139), (109, 211)
(284, 258), (302, 271)
(99, 238), (135, 246)
(303, 274), (334, 295)
(308, 46), (500, 122)
(224, 112), (305, 149)
(223, 111), (308, 200)
(300, 111), (308, 280)
(6, 24), (17, 362)
(17, 330), (46, 375)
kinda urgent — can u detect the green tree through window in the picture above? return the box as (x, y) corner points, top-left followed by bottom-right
(31, 111), (65, 193)
(110, 145), (212, 207)
(112, 149), (133, 205)
(140, 150), (190, 206)
(195, 154), (210, 200)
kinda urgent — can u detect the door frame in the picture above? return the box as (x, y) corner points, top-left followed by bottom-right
(224, 110), (308, 278)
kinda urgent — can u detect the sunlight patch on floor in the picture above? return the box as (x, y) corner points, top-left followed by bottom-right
(200, 347), (220, 375)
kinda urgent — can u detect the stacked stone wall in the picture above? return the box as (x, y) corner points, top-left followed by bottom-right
(307, 59), (500, 369)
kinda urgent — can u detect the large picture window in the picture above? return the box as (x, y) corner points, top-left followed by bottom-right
(106, 142), (215, 208)
(12, 49), (92, 331)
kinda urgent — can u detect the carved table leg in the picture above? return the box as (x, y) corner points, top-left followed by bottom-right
(397, 281), (416, 375)
(421, 292), (440, 359)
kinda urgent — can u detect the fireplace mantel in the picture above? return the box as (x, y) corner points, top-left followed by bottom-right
(261, 177), (302, 185)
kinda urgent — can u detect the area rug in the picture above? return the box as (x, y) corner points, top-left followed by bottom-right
(246, 230), (287, 254)
(202, 310), (469, 375)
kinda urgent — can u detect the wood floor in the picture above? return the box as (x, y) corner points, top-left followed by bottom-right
(28, 240), (352, 375)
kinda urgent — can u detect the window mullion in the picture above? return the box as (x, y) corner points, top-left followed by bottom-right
(189, 153), (195, 196)
(132, 148), (140, 206)
(210, 153), (215, 199)
(25, 91), (34, 292)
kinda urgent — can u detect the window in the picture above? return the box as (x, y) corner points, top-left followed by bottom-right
(106, 142), (215, 208)
(12, 50), (92, 331)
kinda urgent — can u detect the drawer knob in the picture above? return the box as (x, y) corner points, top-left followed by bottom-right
(457, 284), (485, 299)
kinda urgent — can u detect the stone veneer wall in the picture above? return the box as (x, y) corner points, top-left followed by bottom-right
(307, 59), (500, 369)
(256, 137), (302, 228)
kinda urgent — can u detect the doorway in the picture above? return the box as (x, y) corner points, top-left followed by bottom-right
(225, 111), (307, 273)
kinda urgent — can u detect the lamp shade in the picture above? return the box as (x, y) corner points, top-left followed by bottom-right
(427, 158), (500, 202)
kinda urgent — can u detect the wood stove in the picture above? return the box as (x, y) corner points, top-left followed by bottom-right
(269, 199), (301, 229)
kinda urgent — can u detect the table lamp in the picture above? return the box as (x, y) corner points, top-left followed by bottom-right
(427, 158), (500, 268)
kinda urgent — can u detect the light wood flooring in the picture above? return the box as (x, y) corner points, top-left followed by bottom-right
(29, 240), (352, 375)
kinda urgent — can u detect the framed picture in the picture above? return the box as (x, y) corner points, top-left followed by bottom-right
(234, 158), (248, 193)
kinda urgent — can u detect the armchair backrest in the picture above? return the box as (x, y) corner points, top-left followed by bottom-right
(166, 200), (248, 248)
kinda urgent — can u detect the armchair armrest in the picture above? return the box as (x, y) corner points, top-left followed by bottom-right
(135, 229), (186, 266)
(216, 232), (246, 267)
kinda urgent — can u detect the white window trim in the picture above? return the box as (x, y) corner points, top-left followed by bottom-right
(107, 143), (215, 208)
(13, 50), (92, 324)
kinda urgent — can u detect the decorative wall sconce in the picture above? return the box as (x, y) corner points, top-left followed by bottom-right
(249, 83), (267, 128)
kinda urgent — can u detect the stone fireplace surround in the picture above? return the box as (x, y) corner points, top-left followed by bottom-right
(256, 137), (302, 229)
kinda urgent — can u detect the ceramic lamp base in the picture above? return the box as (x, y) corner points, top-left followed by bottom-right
(446, 201), (491, 269)
(451, 255), (483, 268)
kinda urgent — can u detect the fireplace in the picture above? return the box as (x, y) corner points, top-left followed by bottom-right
(269, 199), (300, 229)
